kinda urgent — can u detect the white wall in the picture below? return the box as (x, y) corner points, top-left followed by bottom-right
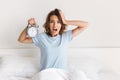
(0, 0), (120, 48)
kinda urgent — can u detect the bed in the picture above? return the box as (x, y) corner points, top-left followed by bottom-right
(0, 48), (120, 80)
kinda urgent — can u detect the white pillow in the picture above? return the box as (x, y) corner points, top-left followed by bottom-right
(0, 56), (40, 78)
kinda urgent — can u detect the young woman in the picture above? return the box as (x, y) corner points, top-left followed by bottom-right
(18, 9), (88, 72)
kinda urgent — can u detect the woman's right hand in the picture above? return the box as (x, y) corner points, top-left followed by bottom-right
(28, 18), (36, 25)
(58, 10), (67, 24)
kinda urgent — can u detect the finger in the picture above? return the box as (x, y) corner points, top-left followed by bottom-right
(32, 18), (35, 21)
(28, 18), (32, 21)
(59, 9), (62, 12)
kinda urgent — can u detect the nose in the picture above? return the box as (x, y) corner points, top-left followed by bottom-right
(53, 22), (57, 27)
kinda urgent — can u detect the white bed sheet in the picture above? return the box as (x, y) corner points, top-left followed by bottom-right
(0, 56), (120, 80)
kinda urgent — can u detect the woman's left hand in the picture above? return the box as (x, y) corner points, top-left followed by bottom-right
(58, 10), (67, 24)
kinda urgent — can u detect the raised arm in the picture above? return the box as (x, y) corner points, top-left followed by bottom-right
(66, 20), (88, 38)
(59, 10), (88, 38)
(18, 18), (36, 43)
(18, 27), (33, 43)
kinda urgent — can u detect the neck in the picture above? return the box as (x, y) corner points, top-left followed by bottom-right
(51, 34), (58, 37)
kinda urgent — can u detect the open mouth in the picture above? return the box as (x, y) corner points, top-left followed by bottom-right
(53, 29), (57, 31)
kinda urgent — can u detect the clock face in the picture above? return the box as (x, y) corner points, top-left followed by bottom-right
(27, 27), (38, 37)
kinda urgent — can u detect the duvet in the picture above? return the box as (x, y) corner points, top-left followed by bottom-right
(0, 68), (88, 80)
(0, 56), (120, 80)
(31, 68), (88, 80)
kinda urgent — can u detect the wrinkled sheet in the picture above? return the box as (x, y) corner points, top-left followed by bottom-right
(0, 68), (120, 80)
(0, 76), (30, 80)
(31, 68), (88, 80)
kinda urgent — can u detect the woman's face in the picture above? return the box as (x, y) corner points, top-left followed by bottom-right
(49, 15), (61, 37)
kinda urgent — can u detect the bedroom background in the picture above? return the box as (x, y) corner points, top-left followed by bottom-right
(0, 0), (120, 79)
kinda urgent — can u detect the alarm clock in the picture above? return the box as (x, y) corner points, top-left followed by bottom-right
(27, 24), (39, 37)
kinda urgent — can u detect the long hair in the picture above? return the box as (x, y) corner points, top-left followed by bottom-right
(43, 9), (66, 36)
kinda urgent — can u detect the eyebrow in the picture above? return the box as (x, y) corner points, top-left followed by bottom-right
(50, 19), (60, 22)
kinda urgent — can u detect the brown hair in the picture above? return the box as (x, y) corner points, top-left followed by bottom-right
(43, 9), (66, 36)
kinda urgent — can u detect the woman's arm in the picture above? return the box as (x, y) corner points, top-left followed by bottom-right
(18, 18), (36, 43)
(18, 27), (33, 43)
(59, 10), (88, 38)
(66, 20), (88, 38)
